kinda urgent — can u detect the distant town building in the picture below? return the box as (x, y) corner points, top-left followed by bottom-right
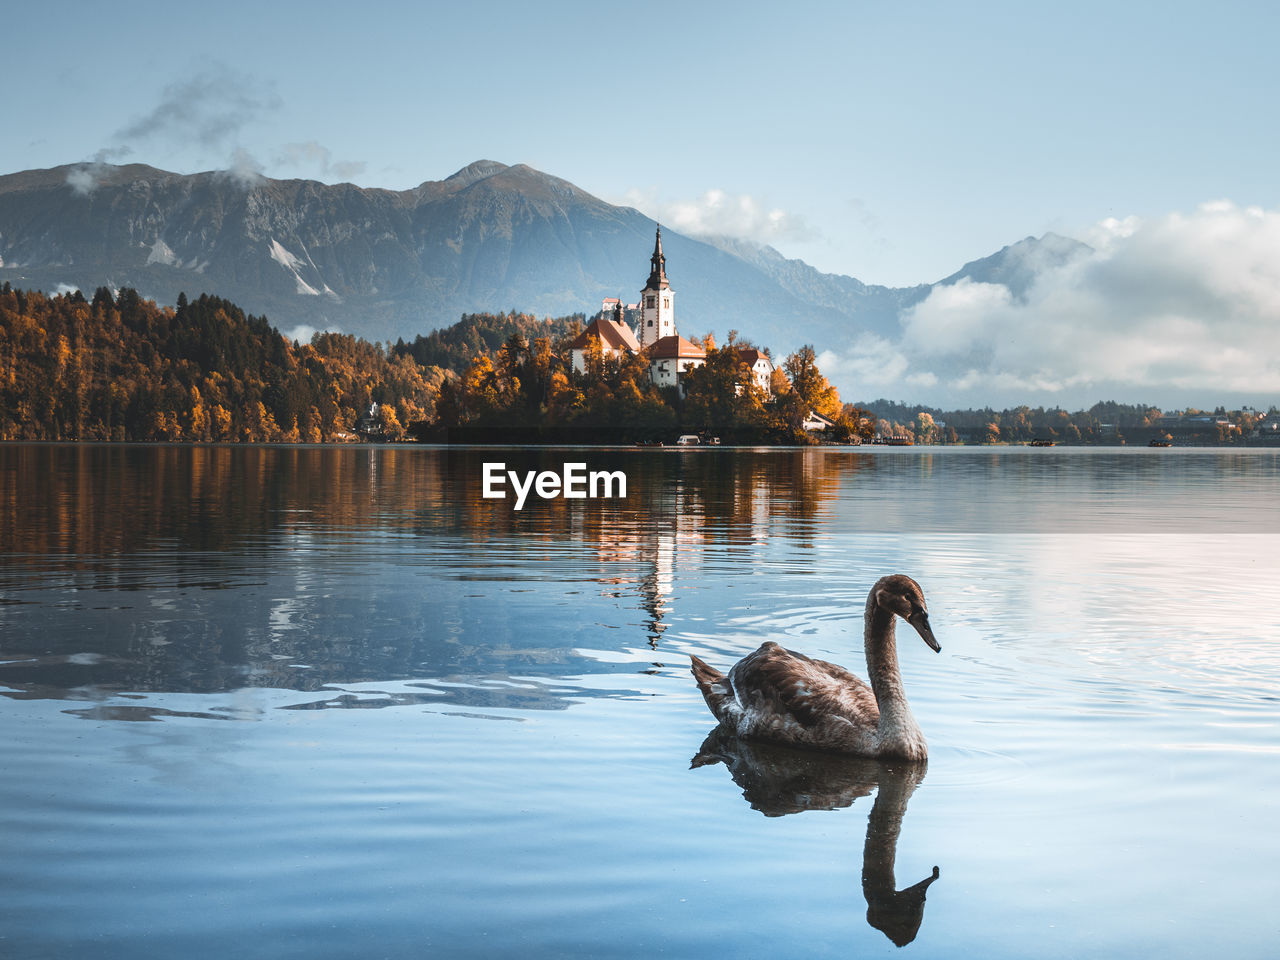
(1157, 413), (1232, 434)
(355, 402), (383, 440)
(802, 410), (836, 432)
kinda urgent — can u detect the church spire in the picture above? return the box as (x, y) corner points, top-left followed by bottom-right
(646, 224), (669, 290)
(638, 224), (676, 349)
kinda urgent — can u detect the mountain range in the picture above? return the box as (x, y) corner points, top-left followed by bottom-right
(0, 159), (1088, 357)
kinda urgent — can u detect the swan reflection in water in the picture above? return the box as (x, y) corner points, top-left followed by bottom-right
(692, 727), (940, 947)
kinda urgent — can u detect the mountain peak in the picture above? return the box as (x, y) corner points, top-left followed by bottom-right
(938, 231), (1092, 297)
(444, 160), (510, 188)
(0, 157), (1090, 395)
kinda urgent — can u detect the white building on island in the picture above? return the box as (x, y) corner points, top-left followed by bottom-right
(567, 307), (641, 374)
(648, 334), (707, 390)
(736, 347), (774, 393)
(582, 226), (707, 394)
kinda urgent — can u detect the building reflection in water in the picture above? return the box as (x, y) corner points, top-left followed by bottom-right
(0, 445), (861, 700)
(573, 448), (854, 650)
(692, 727), (940, 947)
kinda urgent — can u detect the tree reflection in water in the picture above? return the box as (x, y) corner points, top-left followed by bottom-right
(692, 727), (940, 947)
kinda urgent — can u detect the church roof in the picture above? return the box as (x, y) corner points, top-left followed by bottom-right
(643, 225), (670, 291)
(568, 315), (641, 353)
(647, 334), (706, 360)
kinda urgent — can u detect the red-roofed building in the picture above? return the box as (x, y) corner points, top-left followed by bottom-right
(735, 347), (775, 394)
(568, 310), (642, 373)
(575, 227), (717, 396)
(648, 335), (706, 393)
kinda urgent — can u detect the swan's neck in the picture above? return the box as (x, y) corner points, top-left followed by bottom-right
(861, 765), (937, 947)
(861, 766), (922, 897)
(865, 599), (925, 757)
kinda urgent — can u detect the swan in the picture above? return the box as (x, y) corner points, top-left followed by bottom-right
(689, 574), (940, 759)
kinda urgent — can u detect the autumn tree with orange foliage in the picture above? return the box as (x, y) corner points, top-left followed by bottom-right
(0, 285), (447, 442)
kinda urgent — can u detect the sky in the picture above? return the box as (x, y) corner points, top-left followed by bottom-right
(6, 0), (1280, 405)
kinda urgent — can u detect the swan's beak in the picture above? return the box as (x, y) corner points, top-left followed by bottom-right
(909, 612), (941, 653)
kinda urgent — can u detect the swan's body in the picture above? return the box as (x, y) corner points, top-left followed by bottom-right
(690, 574), (940, 759)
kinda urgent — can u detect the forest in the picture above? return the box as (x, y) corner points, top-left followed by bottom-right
(860, 397), (1271, 444)
(2, 284), (1269, 445)
(0, 285), (855, 444)
(422, 332), (853, 444)
(0, 285), (447, 442)
(391, 311), (583, 373)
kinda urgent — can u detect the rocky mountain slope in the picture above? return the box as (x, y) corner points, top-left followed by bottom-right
(0, 160), (1086, 353)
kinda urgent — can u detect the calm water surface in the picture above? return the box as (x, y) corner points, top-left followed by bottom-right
(2, 444), (1278, 958)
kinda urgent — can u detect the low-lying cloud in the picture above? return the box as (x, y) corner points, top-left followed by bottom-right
(622, 187), (816, 245)
(275, 141), (366, 181)
(820, 201), (1280, 408)
(283, 324), (320, 344)
(67, 147), (135, 196)
(67, 66), (284, 194)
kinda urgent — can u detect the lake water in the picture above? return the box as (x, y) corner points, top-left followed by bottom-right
(2, 443), (1278, 958)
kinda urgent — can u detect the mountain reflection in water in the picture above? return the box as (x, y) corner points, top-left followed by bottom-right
(4, 444), (1280, 959)
(692, 727), (939, 947)
(3, 443), (1276, 713)
(0, 445), (853, 708)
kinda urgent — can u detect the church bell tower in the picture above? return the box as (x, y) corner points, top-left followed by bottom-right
(638, 225), (675, 349)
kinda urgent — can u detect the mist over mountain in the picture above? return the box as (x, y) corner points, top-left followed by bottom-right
(936, 232), (1091, 298)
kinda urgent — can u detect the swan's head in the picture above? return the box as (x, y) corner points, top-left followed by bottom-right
(872, 575), (941, 653)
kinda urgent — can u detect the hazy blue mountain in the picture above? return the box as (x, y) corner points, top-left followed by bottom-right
(936, 232), (1092, 299)
(696, 234), (931, 340)
(0, 159), (1079, 353)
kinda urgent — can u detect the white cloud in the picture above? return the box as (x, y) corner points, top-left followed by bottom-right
(823, 201), (1280, 406)
(69, 70), (363, 194)
(901, 278), (1014, 356)
(66, 167), (100, 196)
(65, 147), (134, 195)
(816, 334), (909, 391)
(904, 371), (938, 389)
(621, 187), (815, 244)
(283, 323), (343, 344)
(284, 324), (320, 344)
(221, 147), (265, 188)
(116, 67), (281, 151)
(72, 66), (279, 192)
(275, 141), (366, 181)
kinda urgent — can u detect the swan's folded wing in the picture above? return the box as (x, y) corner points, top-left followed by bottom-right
(730, 642), (878, 730)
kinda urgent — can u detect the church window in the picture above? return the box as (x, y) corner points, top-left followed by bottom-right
(646, 296), (655, 308)
(663, 298), (669, 309)
(647, 319), (653, 327)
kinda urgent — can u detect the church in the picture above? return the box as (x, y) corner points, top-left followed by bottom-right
(568, 227), (710, 393)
